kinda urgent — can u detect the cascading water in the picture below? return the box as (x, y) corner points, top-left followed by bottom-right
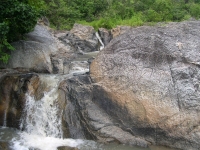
(0, 62), (177, 150)
(3, 108), (8, 127)
(10, 75), (84, 150)
(95, 32), (104, 50)
(19, 76), (62, 138)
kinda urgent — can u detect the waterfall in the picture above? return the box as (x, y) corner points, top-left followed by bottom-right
(3, 108), (8, 127)
(11, 75), (84, 150)
(95, 32), (104, 50)
(19, 75), (62, 138)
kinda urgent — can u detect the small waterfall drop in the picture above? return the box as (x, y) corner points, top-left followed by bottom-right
(3, 108), (8, 127)
(19, 75), (62, 138)
(11, 75), (84, 150)
(95, 32), (104, 50)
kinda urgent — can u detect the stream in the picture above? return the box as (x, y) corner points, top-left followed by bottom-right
(0, 73), (178, 150)
(0, 127), (178, 150)
(0, 36), (178, 150)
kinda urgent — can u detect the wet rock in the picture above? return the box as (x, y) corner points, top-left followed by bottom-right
(51, 57), (64, 74)
(69, 61), (89, 74)
(29, 148), (40, 150)
(90, 21), (200, 150)
(98, 28), (112, 46)
(58, 24), (99, 53)
(51, 24), (99, 74)
(0, 69), (19, 80)
(0, 141), (11, 150)
(0, 25), (58, 73)
(57, 146), (78, 150)
(0, 73), (39, 128)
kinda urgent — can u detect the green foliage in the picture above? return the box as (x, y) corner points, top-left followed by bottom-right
(1, 0), (200, 63)
(43, 0), (108, 30)
(44, 0), (200, 30)
(170, 0), (188, 21)
(189, 3), (200, 18)
(146, 9), (162, 22)
(0, 0), (42, 63)
(154, 0), (173, 21)
(0, 22), (14, 63)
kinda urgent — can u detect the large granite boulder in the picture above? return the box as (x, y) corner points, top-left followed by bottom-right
(88, 21), (200, 150)
(0, 25), (58, 73)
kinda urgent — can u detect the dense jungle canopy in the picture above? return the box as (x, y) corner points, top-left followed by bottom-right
(0, 0), (200, 63)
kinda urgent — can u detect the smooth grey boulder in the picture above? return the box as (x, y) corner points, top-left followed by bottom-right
(89, 21), (200, 150)
(0, 25), (58, 73)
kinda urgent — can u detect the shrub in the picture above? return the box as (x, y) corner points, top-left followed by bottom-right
(0, 0), (42, 63)
(189, 3), (200, 18)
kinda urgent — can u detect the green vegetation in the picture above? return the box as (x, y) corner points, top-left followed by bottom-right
(43, 0), (200, 30)
(0, 0), (200, 63)
(0, 0), (44, 63)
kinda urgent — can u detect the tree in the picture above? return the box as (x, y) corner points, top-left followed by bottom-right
(0, 0), (42, 63)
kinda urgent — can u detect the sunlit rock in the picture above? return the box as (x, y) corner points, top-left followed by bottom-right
(90, 21), (200, 150)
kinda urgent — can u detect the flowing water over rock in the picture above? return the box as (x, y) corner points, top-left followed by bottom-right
(19, 75), (62, 138)
(0, 127), (177, 150)
(95, 32), (104, 50)
(0, 74), (178, 150)
(4, 75), (85, 150)
(2, 21), (198, 150)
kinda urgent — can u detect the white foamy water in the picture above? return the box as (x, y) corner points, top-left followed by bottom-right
(11, 133), (84, 150)
(3, 108), (8, 127)
(10, 75), (85, 150)
(95, 32), (104, 50)
(69, 61), (89, 74)
(0, 74), (178, 150)
(19, 76), (62, 138)
(20, 91), (62, 137)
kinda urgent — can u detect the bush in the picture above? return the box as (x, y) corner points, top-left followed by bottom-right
(189, 3), (200, 18)
(146, 9), (162, 22)
(0, 0), (42, 63)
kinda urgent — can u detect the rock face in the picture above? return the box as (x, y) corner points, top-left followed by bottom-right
(89, 21), (200, 149)
(98, 26), (131, 47)
(0, 25), (58, 73)
(98, 28), (112, 46)
(57, 24), (99, 53)
(60, 75), (148, 147)
(111, 25), (131, 38)
(0, 142), (10, 150)
(50, 24), (101, 74)
(0, 73), (39, 128)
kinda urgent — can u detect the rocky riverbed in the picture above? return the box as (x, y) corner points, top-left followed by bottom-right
(0, 21), (200, 150)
